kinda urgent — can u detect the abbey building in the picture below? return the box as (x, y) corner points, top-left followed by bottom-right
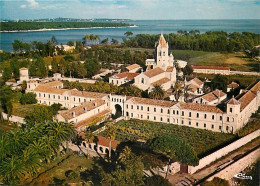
(134, 34), (176, 91)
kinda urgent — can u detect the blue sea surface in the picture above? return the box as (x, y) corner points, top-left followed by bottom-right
(0, 19), (259, 52)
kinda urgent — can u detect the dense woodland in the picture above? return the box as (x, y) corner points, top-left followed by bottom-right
(0, 22), (130, 31)
(123, 31), (260, 52)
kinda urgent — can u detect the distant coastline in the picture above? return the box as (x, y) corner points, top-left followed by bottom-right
(0, 25), (138, 33)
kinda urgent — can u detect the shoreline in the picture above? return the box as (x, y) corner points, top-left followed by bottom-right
(0, 25), (138, 33)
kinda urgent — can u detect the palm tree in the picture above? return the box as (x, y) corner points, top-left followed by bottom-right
(83, 35), (90, 46)
(103, 123), (116, 160)
(46, 121), (76, 151)
(0, 156), (25, 185)
(149, 85), (165, 100)
(183, 85), (192, 102)
(173, 81), (183, 101)
(85, 130), (94, 159)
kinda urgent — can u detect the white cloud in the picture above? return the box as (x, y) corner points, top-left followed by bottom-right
(20, 0), (39, 9)
(20, 4), (26, 8)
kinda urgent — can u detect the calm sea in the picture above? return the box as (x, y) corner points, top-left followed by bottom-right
(0, 20), (259, 52)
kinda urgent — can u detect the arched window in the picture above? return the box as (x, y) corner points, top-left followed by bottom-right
(141, 78), (144, 84)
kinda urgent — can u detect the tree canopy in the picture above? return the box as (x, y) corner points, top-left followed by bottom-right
(147, 135), (199, 166)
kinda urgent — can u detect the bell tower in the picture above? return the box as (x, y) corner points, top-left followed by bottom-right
(156, 33), (169, 70)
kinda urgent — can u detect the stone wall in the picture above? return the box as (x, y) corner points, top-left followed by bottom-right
(207, 148), (260, 181)
(230, 71), (260, 76)
(2, 112), (25, 124)
(188, 129), (260, 174)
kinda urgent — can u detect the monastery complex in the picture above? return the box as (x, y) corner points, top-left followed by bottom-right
(15, 33), (260, 134)
(26, 78), (260, 133)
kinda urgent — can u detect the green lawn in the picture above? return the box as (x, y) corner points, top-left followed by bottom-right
(27, 151), (93, 185)
(171, 50), (259, 72)
(112, 119), (236, 158)
(12, 103), (43, 118)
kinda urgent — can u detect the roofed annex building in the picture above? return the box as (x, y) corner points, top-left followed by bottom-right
(27, 79), (260, 134)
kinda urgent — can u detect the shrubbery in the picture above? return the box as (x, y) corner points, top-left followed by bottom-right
(20, 92), (37, 105)
(237, 119), (260, 137)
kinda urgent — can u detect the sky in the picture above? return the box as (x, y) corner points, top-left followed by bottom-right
(0, 0), (260, 20)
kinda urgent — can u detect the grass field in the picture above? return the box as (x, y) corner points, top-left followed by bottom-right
(172, 50), (259, 72)
(111, 119), (236, 158)
(12, 103), (43, 118)
(25, 151), (92, 185)
(43, 54), (79, 63)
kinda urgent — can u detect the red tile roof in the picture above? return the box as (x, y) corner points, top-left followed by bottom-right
(44, 81), (63, 87)
(79, 133), (120, 149)
(151, 77), (170, 86)
(166, 66), (174, 72)
(179, 102), (223, 113)
(129, 97), (177, 107)
(34, 84), (68, 94)
(114, 72), (139, 80)
(158, 34), (167, 48)
(238, 90), (256, 111)
(190, 77), (203, 86)
(58, 99), (106, 120)
(94, 136), (120, 149)
(69, 89), (106, 99)
(199, 89), (226, 102)
(228, 98), (240, 105)
(192, 65), (230, 70)
(143, 67), (164, 78)
(126, 64), (140, 71)
(227, 82), (239, 89)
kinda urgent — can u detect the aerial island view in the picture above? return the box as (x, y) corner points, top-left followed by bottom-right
(0, 0), (259, 185)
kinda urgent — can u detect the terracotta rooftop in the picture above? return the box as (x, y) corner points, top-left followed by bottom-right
(238, 90), (256, 111)
(166, 66), (174, 72)
(143, 67), (164, 78)
(192, 65), (230, 70)
(113, 72), (139, 80)
(179, 102), (223, 113)
(58, 99), (106, 120)
(69, 89), (107, 99)
(228, 98), (240, 105)
(74, 109), (110, 128)
(44, 81), (63, 87)
(34, 84), (68, 94)
(199, 89), (226, 102)
(128, 97), (177, 107)
(190, 77), (204, 86)
(188, 84), (199, 93)
(79, 133), (120, 149)
(227, 82), (239, 89)
(249, 81), (260, 92)
(151, 77), (170, 86)
(126, 64), (140, 71)
(158, 33), (167, 48)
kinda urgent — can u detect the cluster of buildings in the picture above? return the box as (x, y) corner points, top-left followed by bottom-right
(26, 77), (260, 134)
(14, 33), (257, 135)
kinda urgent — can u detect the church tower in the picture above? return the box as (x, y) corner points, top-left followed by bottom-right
(156, 33), (169, 70)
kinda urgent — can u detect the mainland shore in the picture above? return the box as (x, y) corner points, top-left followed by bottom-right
(0, 25), (138, 33)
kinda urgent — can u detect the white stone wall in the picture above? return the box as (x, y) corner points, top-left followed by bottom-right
(188, 129), (260, 174)
(2, 113), (25, 124)
(68, 103), (108, 124)
(207, 148), (260, 181)
(193, 69), (230, 75)
(109, 77), (126, 86)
